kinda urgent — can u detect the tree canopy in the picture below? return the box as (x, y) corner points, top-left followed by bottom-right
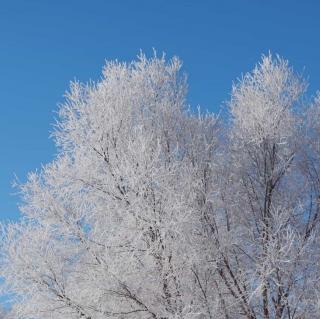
(1, 53), (320, 319)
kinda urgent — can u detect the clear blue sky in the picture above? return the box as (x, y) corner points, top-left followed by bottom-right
(0, 0), (319, 220)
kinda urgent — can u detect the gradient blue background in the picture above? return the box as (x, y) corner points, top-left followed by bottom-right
(0, 0), (319, 221)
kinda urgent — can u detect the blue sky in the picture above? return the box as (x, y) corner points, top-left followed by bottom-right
(0, 0), (320, 220)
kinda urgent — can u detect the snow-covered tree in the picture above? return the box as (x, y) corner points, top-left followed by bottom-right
(1, 53), (320, 319)
(204, 55), (320, 318)
(0, 53), (220, 319)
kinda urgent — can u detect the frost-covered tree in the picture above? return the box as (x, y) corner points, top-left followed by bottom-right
(204, 55), (320, 318)
(1, 53), (320, 319)
(0, 53), (220, 319)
